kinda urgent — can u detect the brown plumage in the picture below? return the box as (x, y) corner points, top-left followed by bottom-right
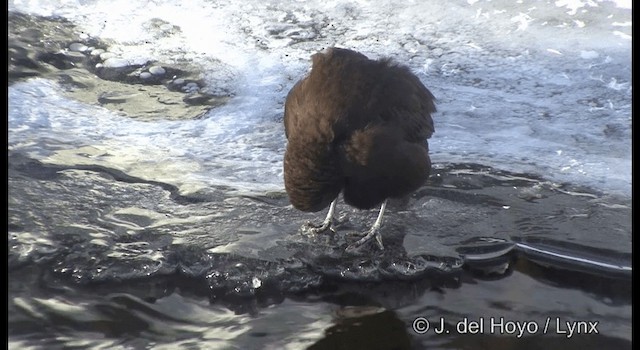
(283, 47), (436, 250)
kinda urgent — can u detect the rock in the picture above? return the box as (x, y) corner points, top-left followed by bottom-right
(69, 42), (89, 52)
(148, 65), (166, 75)
(103, 57), (130, 68)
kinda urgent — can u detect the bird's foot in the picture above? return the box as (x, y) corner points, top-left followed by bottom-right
(300, 213), (350, 235)
(300, 199), (339, 235)
(346, 227), (384, 252)
(300, 219), (335, 235)
(336, 213), (350, 225)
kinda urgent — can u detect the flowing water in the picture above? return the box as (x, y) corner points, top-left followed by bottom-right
(8, 0), (631, 349)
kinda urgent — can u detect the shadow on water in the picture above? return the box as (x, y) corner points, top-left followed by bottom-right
(8, 151), (631, 349)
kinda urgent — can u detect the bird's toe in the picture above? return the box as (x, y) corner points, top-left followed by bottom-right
(346, 228), (385, 252)
(300, 220), (335, 235)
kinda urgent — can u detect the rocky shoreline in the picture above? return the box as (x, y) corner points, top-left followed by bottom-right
(9, 12), (231, 120)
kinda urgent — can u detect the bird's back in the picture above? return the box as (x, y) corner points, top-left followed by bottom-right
(284, 48), (436, 212)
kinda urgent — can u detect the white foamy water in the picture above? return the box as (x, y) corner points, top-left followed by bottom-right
(8, 0), (631, 197)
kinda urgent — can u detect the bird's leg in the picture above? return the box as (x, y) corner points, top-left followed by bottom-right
(301, 199), (337, 235)
(347, 200), (387, 251)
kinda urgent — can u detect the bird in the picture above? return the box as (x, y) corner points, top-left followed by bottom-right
(283, 47), (436, 251)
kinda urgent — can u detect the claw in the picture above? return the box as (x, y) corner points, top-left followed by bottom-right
(345, 200), (387, 251)
(300, 199), (337, 235)
(301, 220), (335, 235)
(346, 227), (385, 251)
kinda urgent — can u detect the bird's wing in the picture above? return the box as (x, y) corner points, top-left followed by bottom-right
(283, 79), (306, 140)
(376, 63), (436, 142)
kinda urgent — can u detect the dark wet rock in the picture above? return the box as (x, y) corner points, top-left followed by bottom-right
(9, 148), (631, 298)
(36, 52), (78, 70)
(204, 255), (325, 302)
